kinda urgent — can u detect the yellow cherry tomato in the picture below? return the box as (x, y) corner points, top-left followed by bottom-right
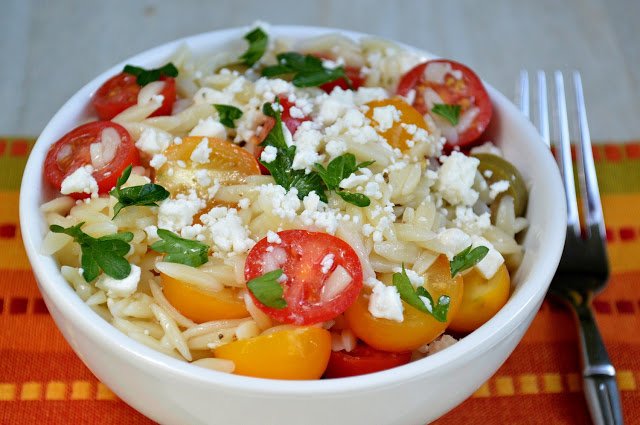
(448, 264), (510, 333)
(213, 327), (332, 380)
(344, 256), (463, 352)
(155, 136), (260, 199)
(161, 273), (249, 323)
(365, 98), (430, 151)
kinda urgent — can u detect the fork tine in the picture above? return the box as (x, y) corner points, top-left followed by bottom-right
(554, 71), (581, 236)
(572, 71), (606, 239)
(517, 70), (530, 118)
(536, 71), (550, 147)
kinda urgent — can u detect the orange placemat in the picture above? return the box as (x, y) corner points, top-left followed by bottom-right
(2, 137), (639, 424)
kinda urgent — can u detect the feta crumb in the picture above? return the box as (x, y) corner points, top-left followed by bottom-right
(339, 173), (369, 189)
(368, 280), (404, 322)
(489, 180), (510, 199)
(266, 230), (282, 244)
(260, 145), (278, 163)
(372, 105), (401, 132)
(190, 137), (212, 164)
(393, 267), (424, 288)
(195, 169), (212, 187)
(320, 253), (335, 274)
(60, 165), (98, 195)
(238, 198), (251, 209)
(135, 127), (172, 155)
(200, 207), (254, 254)
(435, 151), (480, 206)
(325, 139), (347, 158)
(96, 264), (141, 298)
(437, 228), (472, 260)
(149, 154), (167, 169)
(471, 235), (504, 279)
(157, 191), (206, 232)
(189, 117), (227, 139)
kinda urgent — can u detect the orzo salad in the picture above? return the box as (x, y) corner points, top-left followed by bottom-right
(40, 25), (529, 380)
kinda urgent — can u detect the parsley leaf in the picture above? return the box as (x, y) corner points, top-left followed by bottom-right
(214, 104), (243, 128)
(393, 264), (450, 322)
(450, 245), (489, 277)
(246, 269), (287, 309)
(315, 154), (373, 206)
(239, 27), (268, 67)
(109, 165), (170, 218)
(50, 223), (133, 282)
(262, 52), (350, 88)
(123, 63), (178, 86)
(259, 102), (327, 201)
(150, 229), (210, 267)
(432, 103), (461, 126)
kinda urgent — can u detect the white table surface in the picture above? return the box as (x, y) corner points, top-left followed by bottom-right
(2, 0), (638, 142)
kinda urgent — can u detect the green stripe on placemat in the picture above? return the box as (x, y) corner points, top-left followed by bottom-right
(1, 137), (639, 194)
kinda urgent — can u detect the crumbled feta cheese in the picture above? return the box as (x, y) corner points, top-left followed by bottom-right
(302, 191), (321, 213)
(157, 191), (206, 232)
(364, 181), (382, 199)
(436, 151), (480, 206)
(135, 127), (172, 155)
(471, 235), (505, 279)
(393, 267), (424, 288)
(437, 228), (472, 260)
(292, 127), (323, 172)
(96, 264), (141, 298)
(190, 137), (212, 164)
(339, 173), (369, 189)
(372, 105), (401, 131)
(189, 117), (227, 139)
(60, 165), (98, 195)
(489, 180), (510, 199)
(238, 198), (251, 209)
(149, 154), (167, 169)
(320, 253), (335, 274)
(195, 169), (212, 187)
(256, 185), (301, 220)
(289, 106), (304, 119)
(260, 145), (278, 163)
(325, 139), (347, 158)
(200, 207), (255, 254)
(453, 206), (491, 235)
(483, 170), (493, 178)
(266, 230), (282, 244)
(368, 279), (404, 322)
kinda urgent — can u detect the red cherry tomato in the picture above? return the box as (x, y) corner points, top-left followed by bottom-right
(44, 121), (139, 197)
(252, 95), (310, 174)
(92, 72), (176, 120)
(324, 344), (412, 378)
(244, 230), (363, 325)
(320, 66), (365, 93)
(397, 60), (492, 148)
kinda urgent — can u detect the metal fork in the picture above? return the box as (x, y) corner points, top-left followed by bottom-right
(517, 70), (624, 425)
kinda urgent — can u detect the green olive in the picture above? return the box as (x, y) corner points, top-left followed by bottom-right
(472, 153), (528, 216)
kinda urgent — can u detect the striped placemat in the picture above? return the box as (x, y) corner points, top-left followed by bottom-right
(1, 137), (639, 424)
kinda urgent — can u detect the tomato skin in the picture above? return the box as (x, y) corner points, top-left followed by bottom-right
(396, 60), (492, 148)
(43, 121), (139, 197)
(320, 66), (365, 93)
(448, 264), (510, 333)
(244, 230), (363, 326)
(213, 327), (331, 380)
(92, 72), (176, 120)
(160, 273), (249, 323)
(345, 256), (463, 352)
(324, 344), (411, 378)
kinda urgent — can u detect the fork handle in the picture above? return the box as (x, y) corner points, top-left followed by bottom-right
(575, 301), (624, 425)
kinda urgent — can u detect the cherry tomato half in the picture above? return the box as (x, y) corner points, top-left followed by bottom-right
(345, 255), (463, 352)
(244, 230), (363, 326)
(43, 121), (139, 197)
(324, 344), (411, 378)
(448, 264), (510, 333)
(92, 72), (176, 120)
(213, 327), (331, 380)
(160, 273), (249, 323)
(396, 60), (492, 148)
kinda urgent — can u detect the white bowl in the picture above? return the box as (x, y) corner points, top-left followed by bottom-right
(19, 25), (566, 425)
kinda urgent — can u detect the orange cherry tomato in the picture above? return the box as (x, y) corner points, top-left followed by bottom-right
(344, 256), (463, 352)
(213, 327), (331, 380)
(155, 136), (260, 199)
(365, 98), (430, 152)
(160, 273), (248, 323)
(448, 264), (510, 333)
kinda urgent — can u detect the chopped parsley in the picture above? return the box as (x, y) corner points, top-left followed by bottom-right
(432, 103), (461, 126)
(214, 104), (243, 128)
(393, 265), (450, 322)
(49, 223), (133, 282)
(123, 63), (178, 86)
(239, 27), (268, 67)
(315, 154), (374, 207)
(247, 269), (287, 309)
(450, 245), (489, 277)
(150, 229), (210, 268)
(110, 165), (169, 218)
(262, 52), (350, 88)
